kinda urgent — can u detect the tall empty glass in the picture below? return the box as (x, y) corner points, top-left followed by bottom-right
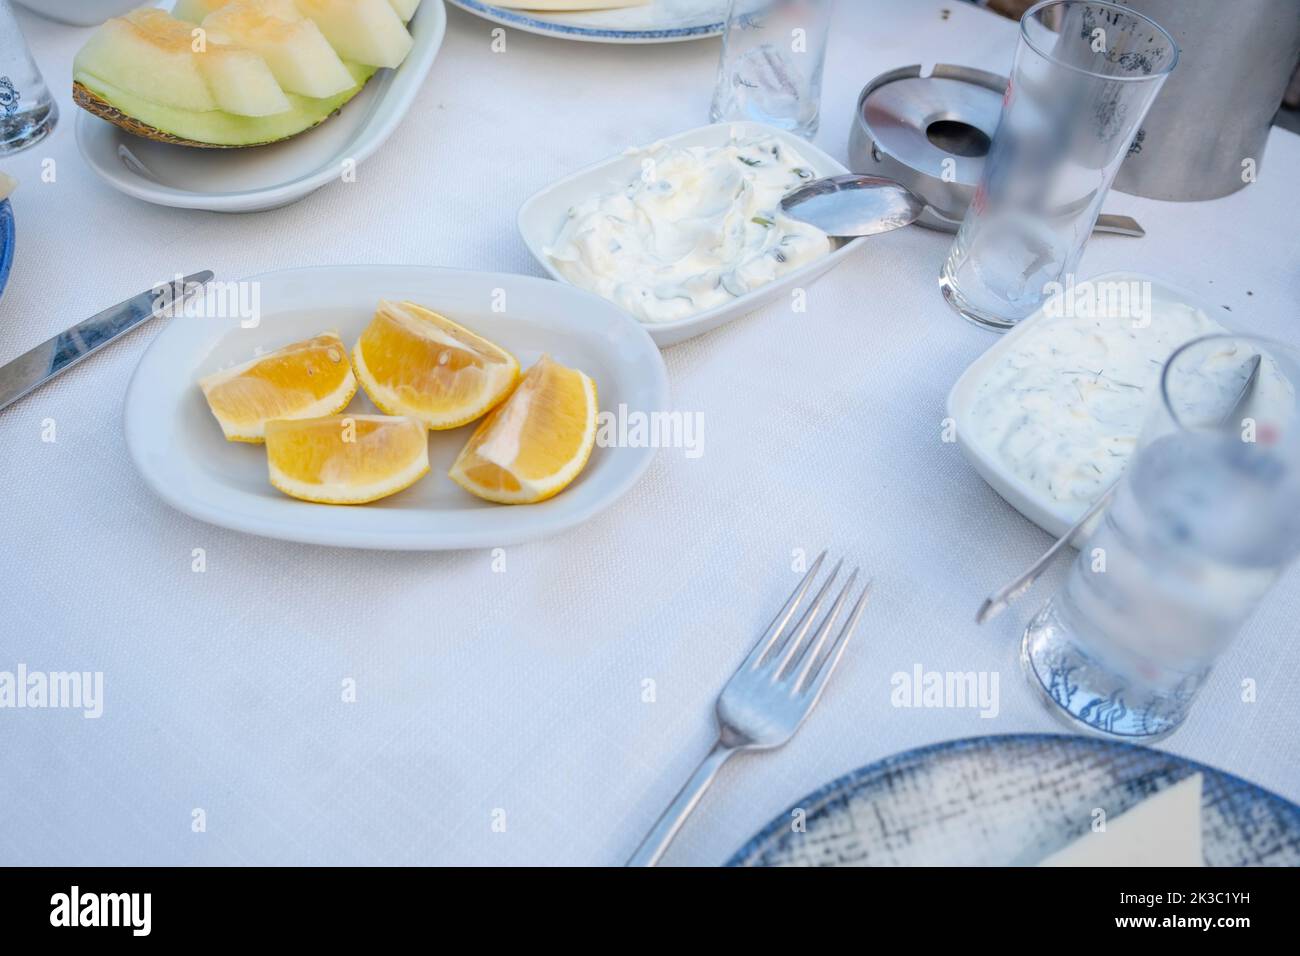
(1023, 335), (1300, 740)
(0, 0), (57, 155)
(709, 0), (833, 138)
(940, 1), (1177, 330)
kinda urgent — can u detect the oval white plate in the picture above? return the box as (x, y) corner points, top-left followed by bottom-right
(945, 271), (1234, 539)
(446, 0), (725, 43)
(75, 0), (446, 213)
(124, 265), (669, 550)
(519, 121), (869, 347)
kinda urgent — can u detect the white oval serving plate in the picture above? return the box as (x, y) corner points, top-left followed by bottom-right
(75, 0), (446, 213)
(945, 271), (1234, 539)
(518, 121), (869, 348)
(124, 265), (669, 550)
(445, 0), (726, 43)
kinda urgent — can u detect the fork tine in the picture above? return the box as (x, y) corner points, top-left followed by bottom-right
(798, 579), (872, 699)
(742, 549), (826, 671)
(773, 560), (844, 679)
(788, 568), (858, 686)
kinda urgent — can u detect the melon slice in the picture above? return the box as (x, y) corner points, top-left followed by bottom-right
(204, 0), (355, 99)
(292, 0), (412, 69)
(196, 45), (294, 117)
(76, 10), (220, 113)
(74, 8), (290, 117)
(387, 0), (420, 21)
(73, 0), (414, 147)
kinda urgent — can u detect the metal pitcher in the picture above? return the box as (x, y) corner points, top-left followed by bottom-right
(1112, 0), (1300, 201)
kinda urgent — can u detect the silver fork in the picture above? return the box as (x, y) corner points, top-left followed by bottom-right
(625, 552), (872, 866)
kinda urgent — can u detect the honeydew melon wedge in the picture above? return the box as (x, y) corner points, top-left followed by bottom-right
(73, 1), (420, 148)
(75, 8), (290, 117)
(74, 61), (374, 148)
(203, 0), (355, 98)
(292, 0), (412, 69)
(387, 0), (419, 21)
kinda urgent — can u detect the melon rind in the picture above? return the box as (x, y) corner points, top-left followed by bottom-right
(73, 60), (374, 148)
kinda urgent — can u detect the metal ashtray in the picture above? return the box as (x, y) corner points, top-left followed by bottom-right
(848, 64), (1007, 233)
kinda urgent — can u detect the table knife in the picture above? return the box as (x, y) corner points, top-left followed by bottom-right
(0, 270), (214, 413)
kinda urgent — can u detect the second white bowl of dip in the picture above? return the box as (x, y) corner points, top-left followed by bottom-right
(946, 271), (1232, 539)
(518, 121), (867, 348)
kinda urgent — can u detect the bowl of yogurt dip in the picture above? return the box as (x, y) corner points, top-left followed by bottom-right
(947, 272), (1234, 538)
(518, 122), (866, 347)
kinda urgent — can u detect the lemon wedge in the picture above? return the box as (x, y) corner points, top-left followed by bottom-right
(265, 414), (429, 504)
(449, 356), (597, 504)
(352, 300), (520, 430)
(198, 332), (357, 442)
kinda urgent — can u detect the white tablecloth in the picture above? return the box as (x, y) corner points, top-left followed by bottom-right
(2, 0), (1298, 866)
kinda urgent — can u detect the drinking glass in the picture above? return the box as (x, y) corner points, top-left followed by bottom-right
(1022, 335), (1300, 740)
(709, 0), (833, 139)
(939, 0), (1177, 330)
(0, 0), (58, 155)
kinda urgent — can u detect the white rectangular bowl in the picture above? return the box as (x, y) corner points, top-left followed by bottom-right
(518, 121), (868, 348)
(945, 270), (1233, 539)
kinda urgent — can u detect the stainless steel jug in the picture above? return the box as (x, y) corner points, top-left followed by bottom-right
(1112, 0), (1300, 201)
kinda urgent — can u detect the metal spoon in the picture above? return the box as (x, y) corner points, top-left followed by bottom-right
(780, 174), (927, 237)
(976, 353), (1263, 625)
(782, 174), (1145, 238)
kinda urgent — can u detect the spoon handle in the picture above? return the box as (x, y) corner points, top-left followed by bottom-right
(1093, 214), (1145, 237)
(976, 354), (1262, 626)
(975, 484), (1116, 625)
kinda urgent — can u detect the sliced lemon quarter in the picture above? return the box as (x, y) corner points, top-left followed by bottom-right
(265, 414), (429, 505)
(449, 356), (597, 505)
(353, 300), (520, 430)
(198, 332), (357, 442)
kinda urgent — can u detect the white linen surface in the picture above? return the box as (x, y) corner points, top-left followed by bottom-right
(1, 0), (1297, 866)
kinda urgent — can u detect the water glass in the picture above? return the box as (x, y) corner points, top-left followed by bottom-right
(709, 0), (833, 139)
(939, 0), (1177, 330)
(1022, 335), (1300, 740)
(0, 0), (58, 155)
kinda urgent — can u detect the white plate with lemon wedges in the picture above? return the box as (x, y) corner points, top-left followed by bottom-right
(74, 0), (446, 213)
(445, 0), (726, 44)
(123, 266), (668, 549)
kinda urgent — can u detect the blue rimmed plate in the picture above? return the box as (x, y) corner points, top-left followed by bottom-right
(0, 199), (14, 301)
(446, 0), (726, 43)
(728, 734), (1300, 866)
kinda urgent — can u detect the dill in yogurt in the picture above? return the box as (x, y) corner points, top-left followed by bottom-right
(544, 133), (831, 323)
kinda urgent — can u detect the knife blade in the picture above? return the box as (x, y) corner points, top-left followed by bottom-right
(0, 270), (214, 413)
